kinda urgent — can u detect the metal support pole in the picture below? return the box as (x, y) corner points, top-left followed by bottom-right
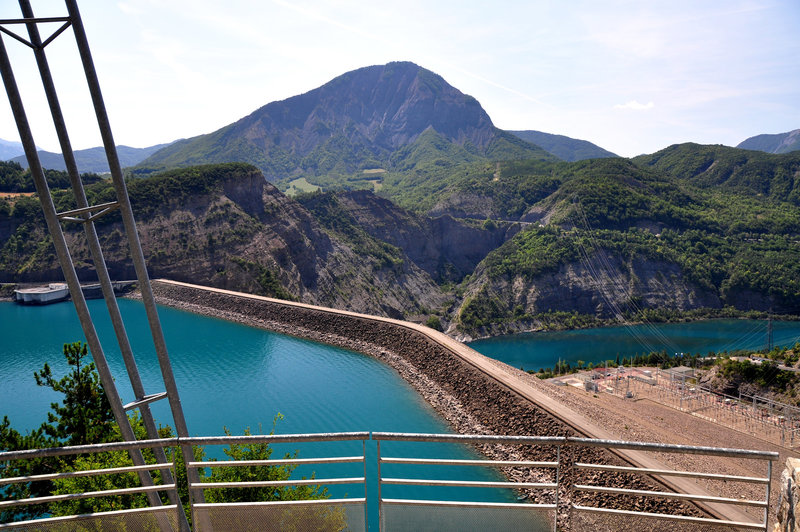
(764, 459), (772, 529)
(0, 29), (165, 511)
(17, 4), (186, 524)
(64, 0), (204, 506)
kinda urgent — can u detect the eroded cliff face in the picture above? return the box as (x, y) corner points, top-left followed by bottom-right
(449, 253), (722, 340)
(334, 190), (516, 283)
(89, 171), (331, 297)
(3, 165), (448, 319)
(428, 192), (498, 220)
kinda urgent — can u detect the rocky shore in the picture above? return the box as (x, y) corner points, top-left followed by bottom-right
(145, 280), (711, 528)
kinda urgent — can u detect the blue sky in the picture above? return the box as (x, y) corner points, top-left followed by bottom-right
(0, 0), (798, 157)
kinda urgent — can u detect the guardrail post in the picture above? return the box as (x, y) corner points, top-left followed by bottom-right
(376, 439), (383, 531)
(554, 444), (561, 532)
(766, 458), (773, 531)
(363, 438), (369, 531)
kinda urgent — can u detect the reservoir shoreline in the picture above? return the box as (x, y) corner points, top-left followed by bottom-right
(141, 279), (736, 523)
(3, 279), (779, 524)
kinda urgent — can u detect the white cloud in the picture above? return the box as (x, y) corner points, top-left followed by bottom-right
(614, 100), (655, 111)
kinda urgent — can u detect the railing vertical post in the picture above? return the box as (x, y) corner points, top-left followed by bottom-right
(172, 451), (187, 532)
(183, 457), (201, 532)
(363, 439), (368, 531)
(376, 439), (383, 531)
(554, 444), (561, 532)
(765, 458), (773, 530)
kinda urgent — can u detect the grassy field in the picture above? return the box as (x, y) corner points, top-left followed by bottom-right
(283, 177), (321, 196)
(0, 191), (35, 206)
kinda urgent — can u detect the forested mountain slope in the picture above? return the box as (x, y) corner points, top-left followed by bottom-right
(448, 155), (800, 338)
(632, 143), (800, 204)
(3, 149), (799, 339)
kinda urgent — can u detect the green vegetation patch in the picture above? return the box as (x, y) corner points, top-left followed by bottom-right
(296, 191), (404, 268)
(483, 225), (580, 280)
(633, 143), (800, 204)
(284, 177), (321, 196)
(718, 358), (799, 391)
(230, 256), (295, 301)
(0, 160), (104, 193)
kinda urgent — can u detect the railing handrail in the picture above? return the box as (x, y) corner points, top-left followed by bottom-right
(182, 431), (370, 446)
(567, 436), (780, 459)
(371, 432), (567, 445)
(0, 431), (778, 464)
(0, 432), (371, 463)
(0, 437), (179, 461)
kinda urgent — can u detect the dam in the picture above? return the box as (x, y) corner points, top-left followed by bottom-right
(0, 282), (780, 530)
(145, 280), (780, 529)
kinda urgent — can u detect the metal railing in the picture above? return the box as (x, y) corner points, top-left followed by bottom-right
(184, 432), (369, 532)
(0, 437), (185, 531)
(374, 432), (562, 531)
(570, 438), (775, 531)
(0, 432), (779, 531)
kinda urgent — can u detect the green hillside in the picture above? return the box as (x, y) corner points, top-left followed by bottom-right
(451, 153), (800, 333)
(275, 127), (556, 204)
(0, 160), (104, 193)
(632, 143), (800, 204)
(4, 143), (800, 336)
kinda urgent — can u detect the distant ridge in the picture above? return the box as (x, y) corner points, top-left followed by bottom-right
(737, 129), (800, 154)
(508, 130), (617, 161)
(11, 143), (172, 173)
(0, 138), (26, 160)
(136, 61), (554, 180)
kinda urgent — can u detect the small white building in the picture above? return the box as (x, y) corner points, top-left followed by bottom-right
(14, 283), (69, 305)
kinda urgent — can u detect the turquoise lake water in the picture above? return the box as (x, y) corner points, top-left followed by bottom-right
(468, 319), (800, 371)
(0, 299), (517, 529)
(6, 299), (800, 529)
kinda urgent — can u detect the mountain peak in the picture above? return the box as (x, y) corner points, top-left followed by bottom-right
(137, 62), (503, 179)
(238, 60), (496, 155)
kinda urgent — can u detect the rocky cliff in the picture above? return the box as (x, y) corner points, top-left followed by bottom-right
(0, 164), (449, 318)
(450, 252), (722, 340)
(328, 190), (517, 283)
